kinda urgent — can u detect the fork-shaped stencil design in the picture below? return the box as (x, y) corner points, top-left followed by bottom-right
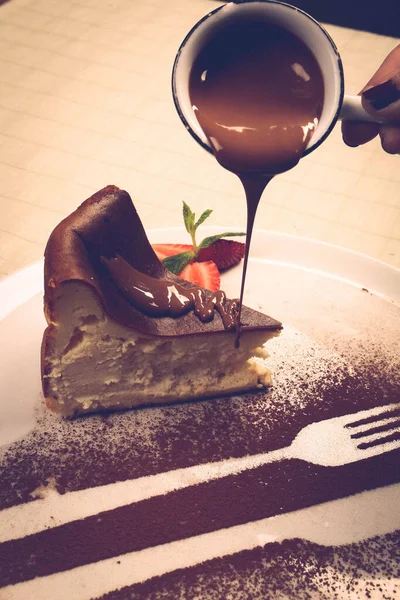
(273, 402), (400, 467)
(2, 404), (400, 545)
(187, 402), (400, 485)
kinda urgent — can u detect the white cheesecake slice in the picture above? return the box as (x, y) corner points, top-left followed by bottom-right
(41, 186), (281, 418)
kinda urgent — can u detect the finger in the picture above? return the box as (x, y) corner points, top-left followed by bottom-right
(379, 125), (400, 154)
(361, 44), (400, 121)
(341, 45), (400, 150)
(362, 82), (400, 122)
(341, 120), (380, 147)
(361, 44), (400, 92)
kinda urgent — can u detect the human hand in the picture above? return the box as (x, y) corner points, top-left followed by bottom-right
(342, 44), (400, 154)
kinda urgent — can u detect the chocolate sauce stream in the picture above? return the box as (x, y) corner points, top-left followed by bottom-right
(234, 175), (272, 347)
(189, 19), (324, 345)
(101, 255), (238, 330)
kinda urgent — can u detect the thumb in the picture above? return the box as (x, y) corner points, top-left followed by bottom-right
(360, 44), (400, 122)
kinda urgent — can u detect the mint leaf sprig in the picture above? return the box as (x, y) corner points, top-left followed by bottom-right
(162, 251), (196, 274)
(163, 202), (245, 275)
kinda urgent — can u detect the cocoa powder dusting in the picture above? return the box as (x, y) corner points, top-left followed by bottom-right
(98, 532), (400, 600)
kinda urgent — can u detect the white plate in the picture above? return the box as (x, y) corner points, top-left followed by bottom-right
(2, 227), (399, 321)
(0, 229), (399, 600)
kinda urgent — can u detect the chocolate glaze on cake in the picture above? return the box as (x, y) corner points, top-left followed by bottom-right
(43, 185), (281, 339)
(100, 255), (240, 329)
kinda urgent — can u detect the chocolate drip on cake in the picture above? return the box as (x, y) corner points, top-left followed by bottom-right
(43, 185), (281, 338)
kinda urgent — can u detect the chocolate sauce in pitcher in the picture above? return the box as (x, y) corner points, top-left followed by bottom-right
(189, 18), (324, 343)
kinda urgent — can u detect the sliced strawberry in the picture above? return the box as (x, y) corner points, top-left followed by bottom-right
(152, 243), (193, 262)
(178, 260), (220, 291)
(198, 239), (246, 271)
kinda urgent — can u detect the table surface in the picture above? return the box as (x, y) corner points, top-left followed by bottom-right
(0, 0), (399, 281)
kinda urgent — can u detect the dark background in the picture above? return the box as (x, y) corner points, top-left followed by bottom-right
(287, 0), (399, 38)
